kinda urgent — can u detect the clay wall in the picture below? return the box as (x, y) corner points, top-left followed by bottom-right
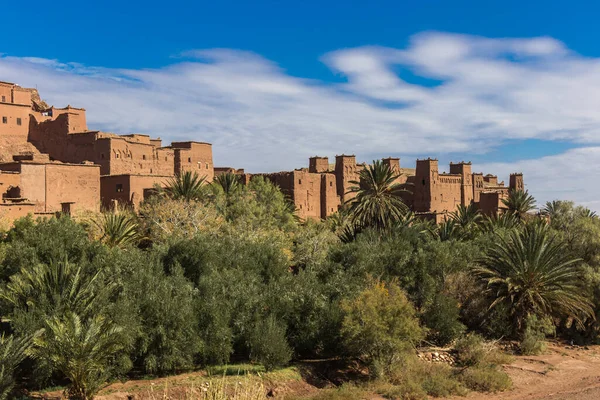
(0, 82), (32, 106)
(0, 162), (100, 213)
(101, 174), (171, 210)
(479, 190), (508, 216)
(484, 175), (498, 186)
(292, 170), (322, 220)
(434, 174), (462, 213)
(472, 173), (484, 203)
(320, 173), (340, 217)
(450, 162), (474, 205)
(309, 156), (329, 173)
(0, 103), (30, 138)
(510, 173), (524, 191)
(172, 142), (214, 181)
(335, 155), (358, 203)
(0, 202), (36, 225)
(413, 159), (437, 212)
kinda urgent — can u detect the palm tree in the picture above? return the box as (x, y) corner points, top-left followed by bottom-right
(502, 190), (536, 221)
(1, 261), (113, 319)
(431, 219), (466, 241)
(473, 224), (593, 335)
(163, 171), (207, 202)
(92, 212), (143, 248)
(0, 333), (35, 400)
(346, 160), (410, 231)
(450, 203), (482, 230)
(214, 172), (241, 196)
(30, 313), (126, 400)
(482, 212), (520, 232)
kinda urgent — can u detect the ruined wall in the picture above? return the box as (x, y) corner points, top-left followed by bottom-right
(309, 156), (329, 173)
(173, 142), (214, 181)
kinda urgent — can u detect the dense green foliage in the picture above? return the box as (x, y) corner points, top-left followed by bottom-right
(0, 171), (598, 398)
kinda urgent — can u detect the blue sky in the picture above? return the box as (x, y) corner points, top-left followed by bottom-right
(1, 1), (599, 210)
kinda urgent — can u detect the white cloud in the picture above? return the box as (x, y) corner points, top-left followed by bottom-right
(478, 147), (600, 212)
(0, 31), (599, 210)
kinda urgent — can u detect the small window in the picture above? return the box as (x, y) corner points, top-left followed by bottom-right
(142, 155), (146, 160)
(206, 163), (209, 169)
(188, 157), (192, 163)
(298, 179), (302, 185)
(16, 118), (21, 126)
(116, 184), (123, 193)
(1, 96), (5, 102)
(330, 181), (333, 187)
(1, 117), (6, 124)
(116, 153), (120, 159)
(101, 153), (105, 159)
(165, 157), (168, 161)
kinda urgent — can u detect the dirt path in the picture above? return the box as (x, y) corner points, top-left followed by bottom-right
(450, 343), (600, 400)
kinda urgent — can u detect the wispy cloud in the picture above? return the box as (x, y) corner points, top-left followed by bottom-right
(0, 31), (598, 210)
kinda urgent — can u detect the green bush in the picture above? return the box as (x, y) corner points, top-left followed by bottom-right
(0, 333), (34, 400)
(341, 280), (425, 377)
(248, 316), (292, 371)
(520, 315), (555, 355)
(457, 365), (511, 392)
(422, 293), (465, 346)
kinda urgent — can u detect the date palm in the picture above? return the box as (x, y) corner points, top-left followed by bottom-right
(0, 333), (35, 400)
(92, 212), (143, 248)
(163, 171), (207, 202)
(346, 160), (410, 231)
(450, 203), (482, 230)
(473, 224), (593, 335)
(30, 313), (125, 400)
(214, 172), (241, 196)
(502, 190), (536, 221)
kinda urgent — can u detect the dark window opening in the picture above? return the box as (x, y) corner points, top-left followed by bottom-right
(2, 117), (6, 124)
(1, 96), (5, 102)
(116, 184), (123, 193)
(16, 118), (21, 126)
(143, 155), (146, 160)
(422, 179), (426, 185)
(299, 179), (302, 184)
(330, 181), (333, 187)
(165, 157), (168, 161)
(188, 157), (192, 163)
(206, 163), (209, 169)
(115, 153), (120, 159)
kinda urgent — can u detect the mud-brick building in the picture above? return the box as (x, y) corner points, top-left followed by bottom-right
(0, 81), (216, 219)
(240, 156), (524, 222)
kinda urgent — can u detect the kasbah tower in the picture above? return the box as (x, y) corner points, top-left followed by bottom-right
(0, 81), (523, 223)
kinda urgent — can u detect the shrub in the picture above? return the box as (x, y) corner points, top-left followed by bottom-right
(248, 316), (292, 371)
(457, 365), (511, 392)
(454, 334), (487, 367)
(422, 293), (466, 346)
(520, 315), (555, 355)
(341, 280), (425, 377)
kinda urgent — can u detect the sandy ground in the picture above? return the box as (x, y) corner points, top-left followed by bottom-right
(35, 343), (600, 399)
(452, 343), (600, 400)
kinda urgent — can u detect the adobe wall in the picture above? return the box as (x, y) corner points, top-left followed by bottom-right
(101, 174), (171, 210)
(172, 142), (214, 181)
(320, 173), (340, 217)
(335, 155), (358, 203)
(450, 162), (474, 206)
(479, 190), (509, 216)
(0, 202), (36, 225)
(44, 163), (100, 213)
(510, 173), (524, 191)
(309, 156), (329, 173)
